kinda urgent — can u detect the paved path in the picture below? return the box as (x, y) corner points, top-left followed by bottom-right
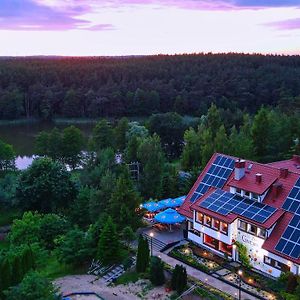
(156, 251), (260, 300)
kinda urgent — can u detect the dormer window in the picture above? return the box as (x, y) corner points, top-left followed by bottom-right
(244, 190), (250, 198)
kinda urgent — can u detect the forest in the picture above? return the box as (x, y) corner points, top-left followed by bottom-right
(0, 53), (300, 120)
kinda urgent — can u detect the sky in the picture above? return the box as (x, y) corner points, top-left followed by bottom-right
(0, 0), (299, 56)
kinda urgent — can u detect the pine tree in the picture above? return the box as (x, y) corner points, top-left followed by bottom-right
(136, 235), (149, 273)
(97, 217), (121, 266)
(12, 255), (23, 285)
(109, 170), (141, 229)
(150, 256), (165, 286)
(214, 125), (229, 154)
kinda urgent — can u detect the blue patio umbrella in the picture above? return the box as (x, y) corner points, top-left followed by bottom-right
(141, 201), (165, 212)
(154, 208), (185, 224)
(159, 196), (186, 208)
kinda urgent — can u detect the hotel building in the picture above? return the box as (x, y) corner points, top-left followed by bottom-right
(179, 153), (300, 278)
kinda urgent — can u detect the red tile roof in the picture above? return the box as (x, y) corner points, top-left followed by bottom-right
(227, 162), (278, 194)
(262, 212), (300, 264)
(268, 157), (300, 175)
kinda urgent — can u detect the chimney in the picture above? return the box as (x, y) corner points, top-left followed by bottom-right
(255, 173), (262, 183)
(292, 155), (300, 164)
(280, 168), (289, 178)
(272, 182), (282, 197)
(234, 160), (246, 180)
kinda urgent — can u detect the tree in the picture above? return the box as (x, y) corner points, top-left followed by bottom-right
(56, 227), (94, 267)
(8, 211), (42, 246)
(3, 271), (58, 300)
(0, 139), (15, 170)
(149, 256), (165, 286)
(70, 187), (91, 228)
(181, 127), (202, 171)
(207, 103), (221, 139)
(124, 135), (140, 163)
(147, 112), (185, 158)
(109, 170), (141, 229)
(114, 117), (129, 151)
(62, 125), (84, 169)
(97, 217), (121, 266)
(171, 265), (187, 294)
(39, 214), (70, 250)
(137, 134), (165, 198)
(0, 258), (12, 296)
(91, 119), (114, 151)
(214, 125), (229, 154)
(251, 107), (271, 159)
(200, 128), (214, 168)
(16, 158), (77, 213)
(136, 235), (150, 273)
(122, 226), (135, 250)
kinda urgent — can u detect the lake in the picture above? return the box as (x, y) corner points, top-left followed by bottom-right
(0, 121), (95, 170)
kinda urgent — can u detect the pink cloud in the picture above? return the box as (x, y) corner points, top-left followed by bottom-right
(266, 18), (300, 30)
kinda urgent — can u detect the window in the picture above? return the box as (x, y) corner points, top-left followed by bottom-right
(252, 193), (259, 200)
(248, 224), (257, 235)
(264, 256), (271, 265)
(196, 212), (203, 224)
(204, 215), (212, 227)
(236, 188), (242, 195)
(220, 222), (228, 234)
(204, 234), (219, 249)
(212, 219), (220, 230)
(244, 191), (250, 198)
(258, 228), (266, 239)
(264, 256), (290, 272)
(238, 220), (247, 231)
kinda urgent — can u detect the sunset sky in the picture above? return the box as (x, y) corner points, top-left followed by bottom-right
(1, 0), (300, 56)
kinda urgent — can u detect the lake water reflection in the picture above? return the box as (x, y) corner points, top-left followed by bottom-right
(0, 121), (95, 170)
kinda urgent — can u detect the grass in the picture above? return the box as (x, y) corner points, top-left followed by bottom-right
(39, 254), (86, 280)
(0, 208), (22, 227)
(115, 270), (140, 285)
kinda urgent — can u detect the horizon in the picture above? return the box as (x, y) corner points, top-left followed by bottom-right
(1, 0), (300, 56)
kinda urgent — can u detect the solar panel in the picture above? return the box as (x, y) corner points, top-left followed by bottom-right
(189, 155), (235, 203)
(275, 177), (300, 259)
(199, 189), (276, 223)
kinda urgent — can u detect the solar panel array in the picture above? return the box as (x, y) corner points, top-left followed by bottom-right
(189, 155), (235, 203)
(200, 189), (276, 223)
(275, 177), (300, 259)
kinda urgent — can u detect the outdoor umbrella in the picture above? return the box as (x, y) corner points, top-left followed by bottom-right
(141, 201), (165, 212)
(159, 196), (186, 208)
(154, 208), (185, 231)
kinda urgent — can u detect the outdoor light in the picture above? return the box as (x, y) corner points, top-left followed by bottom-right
(149, 232), (154, 256)
(209, 263), (213, 268)
(238, 270), (243, 300)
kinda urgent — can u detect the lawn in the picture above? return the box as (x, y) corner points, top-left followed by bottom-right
(39, 254), (86, 280)
(115, 271), (140, 285)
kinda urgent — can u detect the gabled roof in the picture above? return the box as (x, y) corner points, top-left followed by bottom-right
(268, 156), (300, 175)
(227, 162), (278, 195)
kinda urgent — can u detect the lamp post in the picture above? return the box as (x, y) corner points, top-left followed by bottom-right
(149, 232), (154, 256)
(238, 270), (243, 300)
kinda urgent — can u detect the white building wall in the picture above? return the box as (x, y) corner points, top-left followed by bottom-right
(189, 212), (300, 278)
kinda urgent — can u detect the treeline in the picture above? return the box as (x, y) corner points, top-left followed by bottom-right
(0, 54), (300, 120)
